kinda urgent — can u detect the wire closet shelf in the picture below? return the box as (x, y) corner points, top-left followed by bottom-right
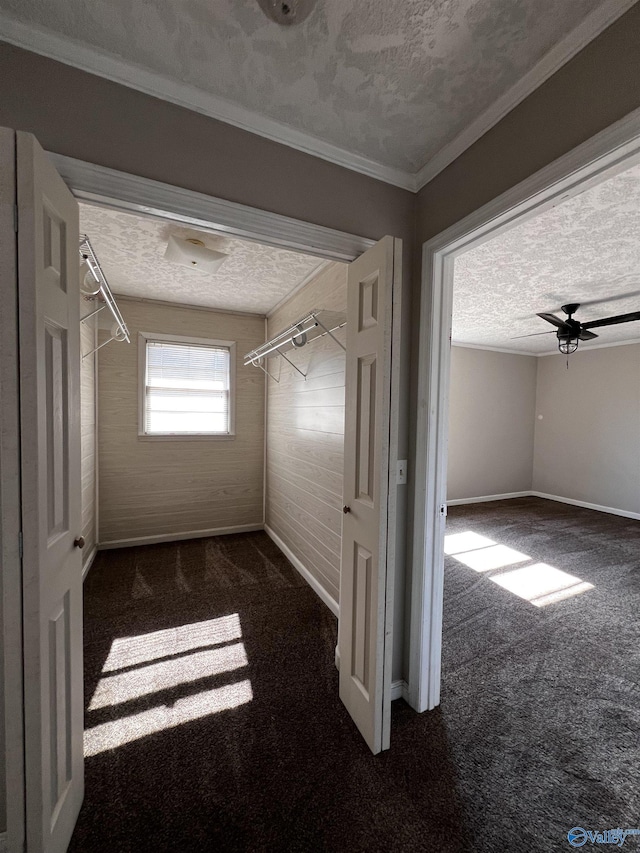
(79, 234), (130, 360)
(244, 309), (346, 382)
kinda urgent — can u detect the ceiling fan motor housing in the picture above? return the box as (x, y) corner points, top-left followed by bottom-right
(557, 318), (581, 338)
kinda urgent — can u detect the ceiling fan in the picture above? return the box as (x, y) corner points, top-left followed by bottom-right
(514, 303), (640, 354)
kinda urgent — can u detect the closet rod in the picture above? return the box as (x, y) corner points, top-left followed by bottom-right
(79, 234), (130, 346)
(243, 309), (346, 370)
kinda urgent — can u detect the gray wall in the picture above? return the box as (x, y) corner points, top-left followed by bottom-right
(533, 345), (640, 515)
(0, 43), (415, 245)
(447, 345), (640, 516)
(447, 347), (537, 501)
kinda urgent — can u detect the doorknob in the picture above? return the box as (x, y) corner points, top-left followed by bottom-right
(343, 505), (351, 514)
(74, 536), (85, 549)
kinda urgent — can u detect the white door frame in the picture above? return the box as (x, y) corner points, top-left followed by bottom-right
(408, 105), (640, 713)
(0, 128), (26, 853)
(47, 153), (375, 263)
(1, 146), (395, 847)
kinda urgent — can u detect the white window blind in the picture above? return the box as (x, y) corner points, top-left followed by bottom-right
(144, 340), (231, 435)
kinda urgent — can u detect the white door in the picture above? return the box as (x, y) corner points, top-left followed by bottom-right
(17, 131), (84, 852)
(339, 235), (401, 755)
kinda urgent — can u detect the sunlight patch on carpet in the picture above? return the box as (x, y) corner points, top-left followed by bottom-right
(84, 679), (254, 756)
(102, 614), (243, 672)
(451, 543), (531, 572)
(444, 531), (496, 555)
(90, 642), (248, 710)
(490, 563), (594, 607)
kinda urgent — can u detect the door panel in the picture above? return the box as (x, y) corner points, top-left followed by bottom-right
(339, 235), (400, 755)
(17, 131), (84, 853)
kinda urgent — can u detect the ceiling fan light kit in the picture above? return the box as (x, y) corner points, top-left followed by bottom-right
(529, 302), (640, 355)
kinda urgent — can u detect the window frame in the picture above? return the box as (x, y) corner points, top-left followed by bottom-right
(137, 331), (236, 440)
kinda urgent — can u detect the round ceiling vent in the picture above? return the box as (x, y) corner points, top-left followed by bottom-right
(256, 0), (317, 26)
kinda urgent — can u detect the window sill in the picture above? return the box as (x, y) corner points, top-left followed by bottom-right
(137, 433), (236, 441)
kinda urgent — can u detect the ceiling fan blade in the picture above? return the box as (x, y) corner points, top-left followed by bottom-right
(510, 331), (556, 339)
(578, 288), (640, 307)
(582, 311), (640, 330)
(578, 329), (598, 341)
(537, 312), (567, 328)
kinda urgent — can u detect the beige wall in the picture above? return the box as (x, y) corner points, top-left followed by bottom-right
(447, 347), (537, 501)
(533, 344), (640, 515)
(98, 298), (265, 544)
(265, 263), (347, 607)
(80, 305), (97, 565)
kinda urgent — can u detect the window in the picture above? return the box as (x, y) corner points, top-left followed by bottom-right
(139, 333), (235, 438)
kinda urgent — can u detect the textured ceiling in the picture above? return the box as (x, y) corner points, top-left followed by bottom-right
(79, 203), (325, 315)
(453, 161), (640, 354)
(0, 0), (618, 174)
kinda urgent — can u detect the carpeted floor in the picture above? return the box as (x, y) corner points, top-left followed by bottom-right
(70, 530), (468, 853)
(441, 497), (640, 851)
(70, 498), (640, 852)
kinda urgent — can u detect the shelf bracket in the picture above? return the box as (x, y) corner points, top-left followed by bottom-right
(251, 358), (280, 383)
(81, 304), (106, 324)
(82, 334), (120, 361)
(315, 316), (346, 351)
(278, 348), (307, 380)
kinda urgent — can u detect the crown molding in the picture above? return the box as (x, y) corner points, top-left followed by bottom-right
(453, 338), (640, 358)
(114, 293), (266, 319)
(451, 341), (539, 357)
(0, 14), (416, 191)
(414, 0), (639, 190)
(1, 0), (635, 194)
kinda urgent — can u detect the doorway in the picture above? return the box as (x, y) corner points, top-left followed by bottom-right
(2, 132), (403, 853)
(409, 107), (640, 713)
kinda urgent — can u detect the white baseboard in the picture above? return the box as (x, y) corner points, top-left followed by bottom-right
(448, 490), (640, 521)
(82, 544), (98, 581)
(264, 525), (339, 617)
(99, 523), (263, 549)
(447, 491), (532, 506)
(530, 491), (640, 521)
(391, 679), (410, 702)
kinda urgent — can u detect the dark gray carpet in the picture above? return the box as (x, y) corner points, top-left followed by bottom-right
(69, 500), (640, 852)
(441, 497), (640, 852)
(70, 531), (468, 853)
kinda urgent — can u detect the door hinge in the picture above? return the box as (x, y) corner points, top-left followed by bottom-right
(13, 204), (18, 233)
(18, 530), (23, 559)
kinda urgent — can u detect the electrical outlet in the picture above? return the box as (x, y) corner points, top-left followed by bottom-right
(396, 459), (407, 485)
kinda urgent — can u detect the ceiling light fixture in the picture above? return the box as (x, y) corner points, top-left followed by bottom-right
(164, 235), (228, 273)
(557, 334), (579, 355)
(256, 0), (317, 26)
